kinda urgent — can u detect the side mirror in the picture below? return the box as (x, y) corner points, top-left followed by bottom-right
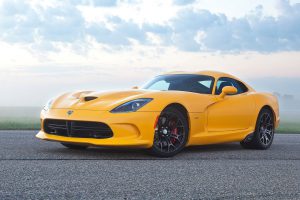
(220, 86), (237, 98)
(132, 86), (139, 89)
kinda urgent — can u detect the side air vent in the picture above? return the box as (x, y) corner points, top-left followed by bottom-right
(84, 96), (98, 101)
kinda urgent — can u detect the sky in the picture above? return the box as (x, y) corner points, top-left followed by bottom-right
(0, 0), (300, 106)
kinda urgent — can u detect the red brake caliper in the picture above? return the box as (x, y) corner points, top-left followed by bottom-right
(171, 126), (178, 144)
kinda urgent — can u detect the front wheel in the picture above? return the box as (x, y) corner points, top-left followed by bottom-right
(149, 107), (189, 157)
(61, 143), (89, 150)
(240, 108), (275, 149)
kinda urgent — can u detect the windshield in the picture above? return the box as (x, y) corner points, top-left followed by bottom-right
(142, 74), (214, 94)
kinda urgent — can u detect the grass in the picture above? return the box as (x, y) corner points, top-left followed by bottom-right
(0, 118), (40, 130)
(0, 107), (41, 130)
(276, 121), (300, 133)
(0, 117), (299, 133)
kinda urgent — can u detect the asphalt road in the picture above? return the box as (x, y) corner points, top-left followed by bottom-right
(0, 131), (299, 200)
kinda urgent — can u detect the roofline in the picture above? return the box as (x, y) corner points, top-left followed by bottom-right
(161, 70), (255, 91)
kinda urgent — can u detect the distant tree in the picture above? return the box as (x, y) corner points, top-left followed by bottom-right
(282, 94), (294, 100)
(273, 92), (281, 98)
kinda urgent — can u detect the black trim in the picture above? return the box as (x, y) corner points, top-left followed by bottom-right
(215, 77), (249, 95)
(84, 96), (98, 101)
(44, 119), (113, 139)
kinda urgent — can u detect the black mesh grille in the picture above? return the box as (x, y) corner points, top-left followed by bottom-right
(44, 119), (113, 139)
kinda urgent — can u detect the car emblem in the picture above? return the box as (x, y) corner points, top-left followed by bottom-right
(67, 110), (74, 116)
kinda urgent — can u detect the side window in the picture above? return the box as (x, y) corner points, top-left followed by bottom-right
(236, 80), (248, 93)
(215, 77), (248, 95)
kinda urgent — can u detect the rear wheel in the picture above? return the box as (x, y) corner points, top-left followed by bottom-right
(61, 143), (88, 150)
(240, 108), (275, 149)
(149, 107), (189, 157)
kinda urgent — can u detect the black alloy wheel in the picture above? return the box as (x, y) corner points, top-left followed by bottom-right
(240, 108), (275, 149)
(150, 107), (189, 157)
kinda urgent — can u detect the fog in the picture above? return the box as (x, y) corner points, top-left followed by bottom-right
(247, 77), (300, 121)
(1, 74), (299, 105)
(0, 75), (299, 123)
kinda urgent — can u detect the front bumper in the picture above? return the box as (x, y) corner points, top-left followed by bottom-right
(36, 109), (160, 148)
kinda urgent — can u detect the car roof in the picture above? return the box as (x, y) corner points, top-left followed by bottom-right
(163, 70), (236, 79)
(162, 70), (255, 91)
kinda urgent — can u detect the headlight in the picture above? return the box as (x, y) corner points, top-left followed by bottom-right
(43, 99), (53, 111)
(111, 98), (153, 113)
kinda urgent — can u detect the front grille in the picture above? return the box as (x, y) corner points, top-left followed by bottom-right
(44, 119), (113, 139)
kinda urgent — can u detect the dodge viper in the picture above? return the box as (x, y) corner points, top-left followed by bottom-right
(36, 71), (280, 157)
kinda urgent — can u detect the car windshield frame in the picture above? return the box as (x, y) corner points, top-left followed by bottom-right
(142, 74), (215, 95)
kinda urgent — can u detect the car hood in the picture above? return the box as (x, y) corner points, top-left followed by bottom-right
(51, 90), (154, 111)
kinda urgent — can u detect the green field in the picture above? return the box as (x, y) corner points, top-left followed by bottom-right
(276, 121), (300, 133)
(0, 107), (299, 133)
(0, 107), (41, 130)
(0, 118), (40, 130)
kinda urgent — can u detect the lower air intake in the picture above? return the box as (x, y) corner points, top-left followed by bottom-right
(44, 119), (113, 139)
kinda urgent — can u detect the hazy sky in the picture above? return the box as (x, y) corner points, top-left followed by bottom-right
(0, 0), (300, 106)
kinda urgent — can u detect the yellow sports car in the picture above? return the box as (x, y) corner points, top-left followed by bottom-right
(36, 71), (280, 157)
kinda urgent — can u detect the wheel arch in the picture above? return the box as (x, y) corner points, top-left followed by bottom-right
(259, 105), (276, 123)
(163, 103), (190, 131)
(252, 93), (280, 128)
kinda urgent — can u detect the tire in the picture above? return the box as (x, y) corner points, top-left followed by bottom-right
(61, 143), (88, 150)
(149, 107), (189, 157)
(240, 108), (275, 150)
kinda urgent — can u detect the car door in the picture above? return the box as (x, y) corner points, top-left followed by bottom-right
(207, 77), (255, 132)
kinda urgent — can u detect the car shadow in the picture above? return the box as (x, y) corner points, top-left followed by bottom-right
(184, 143), (244, 153)
(40, 142), (246, 160)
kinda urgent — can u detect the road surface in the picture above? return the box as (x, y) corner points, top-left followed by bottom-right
(0, 131), (299, 199)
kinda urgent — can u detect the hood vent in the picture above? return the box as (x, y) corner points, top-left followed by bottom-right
(84, 96), (98, 102)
